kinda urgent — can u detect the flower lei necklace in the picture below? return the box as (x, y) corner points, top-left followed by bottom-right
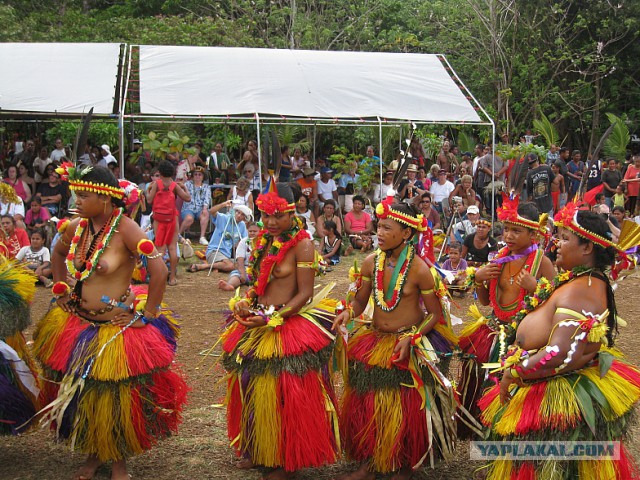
(247, 216), (308, 296)
(373, 243), (415, 312)
(66, 208), (124, 282)
(512, 266), (593, 324)
(488, 246), (538, 322)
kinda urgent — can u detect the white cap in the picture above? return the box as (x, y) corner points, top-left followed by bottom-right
(233, 204), (253, 222)
(101, 144), (111, 153)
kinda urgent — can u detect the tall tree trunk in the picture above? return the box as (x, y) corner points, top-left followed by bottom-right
(588, 73), (601, 158)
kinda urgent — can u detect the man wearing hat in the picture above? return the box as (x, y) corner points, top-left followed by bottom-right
(187, 199), (250, 273)
(397, 163), (426, 201)
(428, 169), (455, 214)
(525, 153), (555, 216)
(316, 166), (338, 215)
(450, 204), (481, 242)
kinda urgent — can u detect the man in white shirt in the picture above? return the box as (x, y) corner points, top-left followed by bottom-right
(429, 169), (455, 212)
(450, 204), (480, 242)
(50, 138), (66, 163)
(316, 167), (338, 215)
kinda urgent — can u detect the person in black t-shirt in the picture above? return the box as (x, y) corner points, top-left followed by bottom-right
(461, 220), (498, 266)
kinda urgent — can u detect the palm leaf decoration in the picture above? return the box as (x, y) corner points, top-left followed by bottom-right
(275, 124), (311, 153)
(603, 113), (630, 163)
(456, 131), (476, 154)
(532, 111), (558, 148)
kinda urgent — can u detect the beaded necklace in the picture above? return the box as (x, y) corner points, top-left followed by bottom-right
(373, 243), (415, 312)
(66, 208), (124, 281)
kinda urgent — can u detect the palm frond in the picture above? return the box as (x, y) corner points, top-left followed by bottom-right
(603, 113), (630, 162)
(457, 131), (476, 154)
(532, 111), (558, 148)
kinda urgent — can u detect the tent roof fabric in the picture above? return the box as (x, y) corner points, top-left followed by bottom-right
(138, 46), (483, 123)
(0, 43), (122, 114)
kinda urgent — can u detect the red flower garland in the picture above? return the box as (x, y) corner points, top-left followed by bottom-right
(488, 246), (538, 322)
(251, 228), (309, 296)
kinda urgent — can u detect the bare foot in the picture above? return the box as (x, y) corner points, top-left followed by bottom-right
(111, 460), (130, 480)
(235, 458), (255, 469)
(74, 455), (102, 480)
(263, 468), (295, 480)
(390, 466), (413, 480)
(334, 463), (375, 480)
(218, 279), (235, 291)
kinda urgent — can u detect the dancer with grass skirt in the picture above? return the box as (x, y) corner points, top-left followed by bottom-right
(33, 165), (188, 480)
(478, 205), (640, 479)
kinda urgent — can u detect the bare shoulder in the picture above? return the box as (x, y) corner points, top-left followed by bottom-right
(294, 236), (315, 259)
(551, 275), (607, 316)
(360, 252), (376, 276)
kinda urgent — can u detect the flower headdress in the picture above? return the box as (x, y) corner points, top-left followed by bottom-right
(497, 193), (548, 236)
(255, 176), (295, 214)
(375, 196), (428, 232)
(56, 162), (125, 200)
(554, 202), (640, 278)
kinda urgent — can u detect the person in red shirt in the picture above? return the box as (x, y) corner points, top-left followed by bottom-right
(622, 155), (640, 215)
(0, 214), (30, 258)
(296, 167), (318, 211)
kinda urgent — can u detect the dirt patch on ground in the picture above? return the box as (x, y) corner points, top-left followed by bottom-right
(3, 255), (640, 479)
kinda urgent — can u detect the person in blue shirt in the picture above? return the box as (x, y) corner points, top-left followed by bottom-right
(187, 200), (250, 272)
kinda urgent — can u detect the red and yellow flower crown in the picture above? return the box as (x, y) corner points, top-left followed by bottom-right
(375, 197), (428, 232)
(56, 162), (125, 200)
(497, 193), (548, 235)
(255, 191), (295, 215)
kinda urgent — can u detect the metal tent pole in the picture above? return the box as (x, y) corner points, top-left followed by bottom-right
(256, 113), (262, 192)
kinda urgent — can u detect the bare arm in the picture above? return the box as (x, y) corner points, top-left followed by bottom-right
(175, 182), (191, 202)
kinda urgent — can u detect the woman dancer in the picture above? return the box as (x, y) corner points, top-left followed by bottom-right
(478, 205), (640, 478)
(221, 182), (339, 480)
(33, 165), (188, 480)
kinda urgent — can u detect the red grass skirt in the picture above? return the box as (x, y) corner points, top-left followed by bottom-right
(341, 324), (458, 473)
(478, 356), (640, 479)
(32, 293), (188, 462)
(221, 300), (339, 472)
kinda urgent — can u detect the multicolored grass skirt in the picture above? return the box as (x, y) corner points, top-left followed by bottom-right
(478, 355), (640, 479)
(33, 288), (188, 462)
(0, 257), (39, 435)
(0, 332), (39, 434)
(341, 323), (458, 473)
(458, 309), (515, 436)
(221, 298), (339, 472)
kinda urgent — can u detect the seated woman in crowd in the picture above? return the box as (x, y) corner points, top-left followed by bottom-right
(4, 165), (32, 205)
(295, 193), (316, 238)
(461, 218), (497, 266)
(179, 166), (211, 246)
(36, 170), (67, 216)
(344, 195), (373, 252)
(315, 199), (343, 238)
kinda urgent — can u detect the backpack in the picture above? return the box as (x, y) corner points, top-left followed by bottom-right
(153, 179), (177, 223)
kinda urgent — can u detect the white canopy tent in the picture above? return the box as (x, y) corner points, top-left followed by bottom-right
(129, 45), (494, 190)
(136, 46), (484, 123)
(0, 43), (494, 192)
(0, 43), (123, 115)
